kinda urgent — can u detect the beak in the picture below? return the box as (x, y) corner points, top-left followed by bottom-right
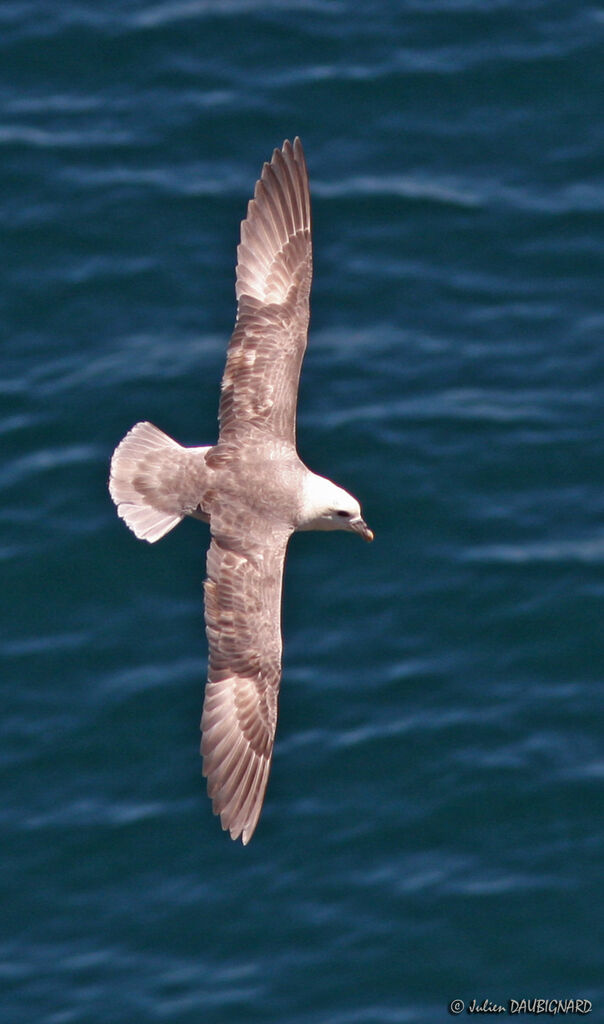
(351, 517), (374, 542)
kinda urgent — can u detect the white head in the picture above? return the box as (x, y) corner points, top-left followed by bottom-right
(298, 473), (373, 541)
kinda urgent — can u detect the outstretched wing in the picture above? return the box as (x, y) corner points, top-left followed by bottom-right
(217, 137), (312, 449)
(201, 512), (291, 843)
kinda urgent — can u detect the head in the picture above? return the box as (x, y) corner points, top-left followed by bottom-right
(298, 473), (374, 541)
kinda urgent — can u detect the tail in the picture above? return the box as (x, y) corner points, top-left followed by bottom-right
(109, 421), (210, 543)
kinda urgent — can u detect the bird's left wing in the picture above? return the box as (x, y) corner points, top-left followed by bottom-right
(201, 513), (292, 843)
(216, 138), (312, 450)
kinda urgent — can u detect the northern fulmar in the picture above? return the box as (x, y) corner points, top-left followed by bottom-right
(109, 138), (373, 844)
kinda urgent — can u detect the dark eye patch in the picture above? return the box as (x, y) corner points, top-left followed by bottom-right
(336, 510), (349, 518)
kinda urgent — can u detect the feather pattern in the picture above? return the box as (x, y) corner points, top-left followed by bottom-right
(198, 139), (312, 840)
(108, 139), (371, 844)
(216, 137), (312, 449)
(109, 421), (212, 541)
(201, 508), (291, 843)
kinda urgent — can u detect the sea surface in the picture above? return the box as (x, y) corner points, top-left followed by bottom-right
(1, 2), (603, 1022)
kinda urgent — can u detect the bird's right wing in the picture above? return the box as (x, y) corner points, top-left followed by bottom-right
(201, 512), (291, 844)
(215, 138), (312, 451)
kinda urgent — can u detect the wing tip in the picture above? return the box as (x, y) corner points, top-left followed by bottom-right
(201, 687), (274, 846)
(205, 761), (269, 845)
(235, 135), (311, 305)
(274, 136), (306, 173)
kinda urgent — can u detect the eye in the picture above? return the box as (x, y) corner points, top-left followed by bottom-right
(336, 510), (350, 518)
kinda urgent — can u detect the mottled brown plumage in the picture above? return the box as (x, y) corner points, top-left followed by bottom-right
(109, 139), (372, 844)
(217, 139), (312, 448)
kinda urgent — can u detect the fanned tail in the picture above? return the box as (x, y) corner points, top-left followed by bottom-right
(109, 421), (210, 543)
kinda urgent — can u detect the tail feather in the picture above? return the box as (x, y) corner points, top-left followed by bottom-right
(109, 421), (210, 543)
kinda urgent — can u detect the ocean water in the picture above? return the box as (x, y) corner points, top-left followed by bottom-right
(2, 1), (603, 1021)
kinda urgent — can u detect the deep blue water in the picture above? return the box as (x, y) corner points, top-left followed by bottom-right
(2, 2), (603, 1021)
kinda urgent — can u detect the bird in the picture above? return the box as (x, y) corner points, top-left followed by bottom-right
(109, 138), (373, 844)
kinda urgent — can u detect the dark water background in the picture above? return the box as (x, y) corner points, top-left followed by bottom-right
(2, 2), (603, 1021)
